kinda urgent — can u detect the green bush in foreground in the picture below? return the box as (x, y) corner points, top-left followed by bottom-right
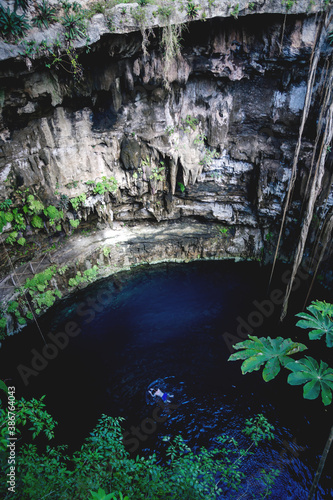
(0, 380), (277, 499)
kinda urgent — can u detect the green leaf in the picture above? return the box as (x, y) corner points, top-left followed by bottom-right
(0, 380), (8, 394)
(296, 301), (333, 348)
(229, 336), (307, 381)
(286, 356), (333, 406)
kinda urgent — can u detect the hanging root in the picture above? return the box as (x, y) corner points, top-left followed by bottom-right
(161, 23), (183, 89)
(268, 12), (328, 289)
(280, 58), (333, 320)
(303, 207), (333, 308)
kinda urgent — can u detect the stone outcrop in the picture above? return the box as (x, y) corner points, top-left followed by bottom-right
(0, 1), (332, 325)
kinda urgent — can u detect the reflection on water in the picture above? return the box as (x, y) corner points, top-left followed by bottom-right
(0, 261), (332, 499)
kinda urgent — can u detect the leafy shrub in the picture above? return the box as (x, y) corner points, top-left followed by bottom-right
(5, 231), (18, 245)
(70, 193), (86, 211)
(44, 205), (63, 224)
(11, 208), (26, 230)
(0, 6), (29, 38)
(17, 237), (26, 246)
(92, 177), (118, 195)
(35, 289), (62, 310)
(25, 266), (57, 293)
(31, 215), (44, 229)
(24, 195), (44, 214)
(68, 265), (99, 287)
(0, 383), (277, 500)
(69, 219), (80, 228)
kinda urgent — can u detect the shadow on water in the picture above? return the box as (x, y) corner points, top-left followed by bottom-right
(0, 260), (332, 499)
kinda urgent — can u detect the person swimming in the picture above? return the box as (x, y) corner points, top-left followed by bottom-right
(149, 387), (173, 403)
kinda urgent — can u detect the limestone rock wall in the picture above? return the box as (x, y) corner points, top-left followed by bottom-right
(0, 8), (332, 284)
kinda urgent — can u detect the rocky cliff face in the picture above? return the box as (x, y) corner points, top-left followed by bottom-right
(0, 2), (332, 330)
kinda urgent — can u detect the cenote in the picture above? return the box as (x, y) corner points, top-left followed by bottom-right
(1, 260), (332, 499)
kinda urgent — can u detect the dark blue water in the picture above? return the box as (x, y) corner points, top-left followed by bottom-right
(1, 261), (332, 499)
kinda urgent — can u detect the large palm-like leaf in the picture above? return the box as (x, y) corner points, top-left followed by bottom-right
(228, 336), (307, 382)
(286, 356), (333, 406)
(296, 300), (333, 348)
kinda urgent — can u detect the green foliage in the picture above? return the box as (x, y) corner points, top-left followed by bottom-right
(35, 289), (62, 310)
(158, 4), (172, 18)
(0, 379), (8, 394)
(248, 2), (255, 9)
(177, 182), (186, 193)
(92, 176), (118, 195)
(5, 231), (18, 245)
(182, 114), (198, 132)
(14, 0), (29, 12)
(194, 133), (207, 145)
(68, 265), (99, 287)
(32, 0), (58, 29)
(296, 300), (333, 347)
(0, 392), (57, 453)
(17, 237), (26, 246)
(24, 266), (57, 293)
(328, 30), (333, 45)
(58, 194), (70, 210)
(229, 335), (307, 381)
(90, 489), (128, 500)
(44, 205), (63, 224)
(200, 147), (219, 168)
(0, 6), (29, 39)
(231, 2), (240, 18)
(149, 164), (165, 182)
(243, 414), (275, 446)
(265, 231), (273, 242)
(57, 264), (69, 275)
(31, 214), (44, 228)
(286, 357), (333, 406)
(186, 1), (199, 19)
(0, 210), (11, 232)
(282, 0), (296, 10)
(0, 405), (278, 499)
(62, 10), (87, 41)
(218, 226), (228, 235)
(87, 1), (108, 19)
(11, 208), (26, 230)
(0, 316), (7, 337)
(69, 219), (80, 229)
(230, 302), (333, 408)
(0, 199), (12, 210)
(103, 247), (111, 257)
(70, 193), (86, 211)
(138, 0), (149, 5)
(24, 194), (44, 214)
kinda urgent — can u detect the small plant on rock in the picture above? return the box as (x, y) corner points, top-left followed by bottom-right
(186, 1), (199, 19)
(62, 11), (86, 41)
(33, 0), (58, 29)
(0, 6), (29, 39)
